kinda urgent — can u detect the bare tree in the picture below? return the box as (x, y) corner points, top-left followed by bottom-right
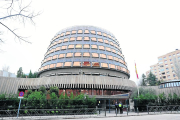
(2, 65), (9, 72)
(173, 56), (180, 80)
(0, 0), (40, 44)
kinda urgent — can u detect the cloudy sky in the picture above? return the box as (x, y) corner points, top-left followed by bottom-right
(0, 0), (180, 84)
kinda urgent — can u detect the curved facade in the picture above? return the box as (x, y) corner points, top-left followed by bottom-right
(38, 26), (130, 79)
(0, 26), (136, 97)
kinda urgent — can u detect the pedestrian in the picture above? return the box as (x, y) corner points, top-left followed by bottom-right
(115, 102), (118, 114)
(119, 101), (123, 114)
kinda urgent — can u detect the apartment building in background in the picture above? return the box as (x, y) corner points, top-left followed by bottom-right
(146, 49), (180, 81)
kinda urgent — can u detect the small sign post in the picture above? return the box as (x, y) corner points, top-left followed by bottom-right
(17, 91), (24, 118)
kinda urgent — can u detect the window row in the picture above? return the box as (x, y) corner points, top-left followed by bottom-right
(159, 82), (180, 88)
(49, 37), (119, 50)
(52, 30), (116, 42)
(46, 44), (122, 57)
(40, 62), (129, 73)
(43, 53), (126, 65)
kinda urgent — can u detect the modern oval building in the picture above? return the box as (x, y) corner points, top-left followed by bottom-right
(37, 26), (136, 96)
(0, 26), (136, 98)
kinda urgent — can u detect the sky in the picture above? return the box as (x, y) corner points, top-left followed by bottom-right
(0, 0), (180, 84)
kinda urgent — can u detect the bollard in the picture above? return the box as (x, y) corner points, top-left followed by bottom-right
(105, 107), (106, 117)
(127, 107), (128, 116)
(147, 106), (149, 114)
(137, 107), (139, 115)
(116, 108), (117, 116)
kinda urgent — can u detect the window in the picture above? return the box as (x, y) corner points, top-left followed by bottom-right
(178, 56), (180, 59)
(92, 53), (99, 57)
(74, 52), (81, 57)
(50, 64), (55, 68)
(97, 31), (102, 36)
(110, 42), (114, 46)
(84, 29), (89, 34)
(66, 53), (73, 58)
(109, 64), (115, 69)
(116, 66), (121, 70)
(83, 53), (90, 57)
(164, 61), (167, 63)
(82, 61), (91, 66)
(160, 69), (164, 72)
(75, 44), (82, 48)
(103, 33), (107, 37)
(68, 45), (74, 49)
(108, 55), (113, 60)
(101, 63), (108, 68)
(91, 45), (97, 49)
(98, 38), (103, 43)
(92, 62), (100, 67)
(64, 62), (72, 67)
(91, 30), (96, 34)
(104, 40), (109, 44)
(71, 30), (76, 34)
(100, 54), (106, 59)
(70, 37), (75, 42)
(83, 44), (90, 49)
(164, 57), (166, 59)
(84, 37), (90, 41)
(55, 47), (60, 51)
(66, 31), (70, 35)
(58, 40), (62, 44)
(165, 64), (168, 67)
(106, 47), (111, 52)
(99, 46), (105, 50)
(158, 58), (162, 61)
(63, 38), (69, 42)
(166, 68), (169, 70)
(170, 59), (172, 61)
(47, 56), (52, 61)
(59, 54), (65, 58)
(78, 30), (83, 34)
(119, 58), (123, 63)
(91, 37), (97, 42)
(73, 62), (81, 66)
(108, 35), (111, 39)
(61, 46), (67, 50)
(56, 62), (63, 67)
(167, 71), (169, 74)
(169, 55), (171, 58)
(177, 53), (180, 56)
(114, 57), (118, 61)
(60, 33), (64, 37)
(52, 55), (58, 59)
(171, 67), (174, 69)
(77, 37), (82, 41)
(173, 74), (176, 77)
(112, 49), (116, 53)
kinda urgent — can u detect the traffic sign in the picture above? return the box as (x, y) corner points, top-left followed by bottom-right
(19, 91), (24, 97)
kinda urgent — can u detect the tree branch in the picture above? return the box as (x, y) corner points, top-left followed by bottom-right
(0, 22), (31, 44)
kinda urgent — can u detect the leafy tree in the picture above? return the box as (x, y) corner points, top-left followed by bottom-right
(49, 87), (59, 97)
(28, 70), (33, 78)
(140, 74), (147, 86)
(33, 72), (38, 78)
(147, 71), (157, 86)
(39, 86), (46, 95)
(17, 67), (23, 78)
(26, 91), (46, 108)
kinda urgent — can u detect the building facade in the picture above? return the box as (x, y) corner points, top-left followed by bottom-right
(0, 70), (16, 78)
(0, 26), (136, 97)
(146, 49), (180, 81)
